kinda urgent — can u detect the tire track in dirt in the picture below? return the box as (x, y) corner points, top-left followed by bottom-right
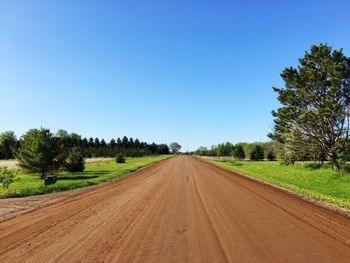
(1, 156), (350, 262)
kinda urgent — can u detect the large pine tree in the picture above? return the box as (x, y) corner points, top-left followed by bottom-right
(270, 44), (350, 169)
(16, 128), (58, 179)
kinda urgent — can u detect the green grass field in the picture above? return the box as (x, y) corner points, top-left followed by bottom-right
(207, 158), (350, 209)
(0, 155), (170, 198)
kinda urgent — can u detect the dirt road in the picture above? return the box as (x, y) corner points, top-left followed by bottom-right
(1, 156), (350, 262)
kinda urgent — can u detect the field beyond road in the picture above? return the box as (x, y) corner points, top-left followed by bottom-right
(1, 156), (350, 262)
(0, 155), (169, 198)
(206, 158), (350, 209)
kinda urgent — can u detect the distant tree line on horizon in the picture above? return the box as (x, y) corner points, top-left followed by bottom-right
(0, 128), (175, 182)
(194, 138), (350, 163)
(193, 142), (277, 161)
(0, 129), (171, 161)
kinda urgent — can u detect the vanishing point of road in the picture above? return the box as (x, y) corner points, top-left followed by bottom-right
(1, 156), (350, 262)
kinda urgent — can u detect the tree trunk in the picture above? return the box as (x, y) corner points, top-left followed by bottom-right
(330, 152), (340, 171)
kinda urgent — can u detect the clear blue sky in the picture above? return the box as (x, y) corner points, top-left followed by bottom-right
(1, 1), (349, 151)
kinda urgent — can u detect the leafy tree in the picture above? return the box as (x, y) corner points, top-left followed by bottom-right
(170, 142), (181, 154)
(157, 144), (170, 154)
(0, 131), (17, 159)
(81, 137), (89, 148)
(65, 147), (85, 172)
(56, 129), (69, 149)
(250, 145), (265, 161)
(0, 167), (15, 189)
(196, 146), (209, 156)
(56, 129), (69, 139)
(270, 44), (350, 170)
(234, 144), (245, 159)
(216, 142), (234, 156)
(149, 142), (158, 155)
(279, 127), (323, 164)
(16, 128), (58, 179)
(69, 133), (82, 147)
(266, 150), (276, 161)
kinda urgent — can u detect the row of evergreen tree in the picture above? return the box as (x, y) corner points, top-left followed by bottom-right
(55, 129), (170, 157)
(0, 129), (170, 160)
(193, 142), (276, 161)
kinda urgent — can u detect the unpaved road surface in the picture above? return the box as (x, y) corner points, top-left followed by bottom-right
(1, 156), (350, 262)
(0, 183), (109, 223)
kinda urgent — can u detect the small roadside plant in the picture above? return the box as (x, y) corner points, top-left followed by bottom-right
(0, 167), (16, 189)
(65, 147), (85, 172)
(116, 154), (126, 163)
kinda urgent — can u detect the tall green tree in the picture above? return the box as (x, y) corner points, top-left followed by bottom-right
(270, 44), (350, 170)
(56, 129), (69, 139)
(216, 142), (234, 156)
(81, 137), (89, 148)
(88, 137), (94, 147)
(16, 128), (59, 179)
(170, 142), (181, 154)
(234, 144), (245, 159)
(109, 138), (116, 148)
(266, 150), (276, 161)
(69, 133), (82, 147)
(122, 136), (129, 148)
(149, 142), (158, 155)
(250, 145), (265, 161)
(94, 138), (101, 148)
(157, 144), (170, 154)
(65, 147), (85, 172)
(0, 131), (17, 159)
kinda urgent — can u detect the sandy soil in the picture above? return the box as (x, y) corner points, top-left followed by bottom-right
(0, 160), (17, 169)
(0, 184), (105, 223)
(1, 156), (350, 262)
(85, 157), (113, 163)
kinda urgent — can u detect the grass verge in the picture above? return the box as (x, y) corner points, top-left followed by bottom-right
(0, 155), (171, 198)
(203, 157), (350, 210)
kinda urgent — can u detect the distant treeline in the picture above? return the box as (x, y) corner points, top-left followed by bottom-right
(0, 129), (170, 160)
(194, 140), (350, 162)
(192, 142), (279, 161)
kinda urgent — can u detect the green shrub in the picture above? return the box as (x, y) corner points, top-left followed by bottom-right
(305, 163), (323, 170)
(65, 147), (85, 172)
(341, 164), (350, 173)
(234, 145), (245, 159)
(0, 167), (15, 189)
(250, 145), (264, 161)
(116, 154), (126, 163)
(266, 150), (276, 161)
